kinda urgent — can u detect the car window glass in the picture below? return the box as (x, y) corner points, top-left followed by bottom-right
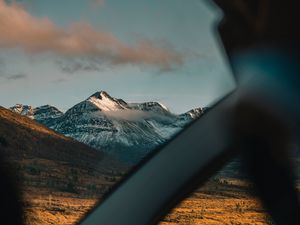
(0, 1), (236, 224)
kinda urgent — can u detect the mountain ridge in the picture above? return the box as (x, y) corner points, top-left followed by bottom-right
(9, 91), (204, 164)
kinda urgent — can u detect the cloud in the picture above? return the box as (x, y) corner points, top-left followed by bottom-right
(7, 73), (27, 80)
(100, 109), (176, 122)
(52, 78), (67, 84)
(0, 0), (184, 71)
(0, 73), (27, 80)
(56, 58), (104, 73)
(0, 58), (5, 72)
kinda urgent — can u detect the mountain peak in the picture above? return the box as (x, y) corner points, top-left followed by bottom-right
(9, 104), (63, 126)
(10, 103), (32, 110)
(10, 104), (34, 118)
(87, 91), (127, 111)
(35, 104), (56, 110)
(89, 91), (111, 100)
(128, 101), (170, 114)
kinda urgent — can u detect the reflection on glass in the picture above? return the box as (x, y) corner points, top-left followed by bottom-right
(0, 0), (235, 224)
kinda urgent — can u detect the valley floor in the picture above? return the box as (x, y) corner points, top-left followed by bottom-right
(159, 179), (270, 225)
(23, 189), (98, 225)
(23, 178), (273, 225)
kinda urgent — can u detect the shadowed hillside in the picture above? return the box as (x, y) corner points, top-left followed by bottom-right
(0, 106), (120, 168)
(0, 106), (128, 225)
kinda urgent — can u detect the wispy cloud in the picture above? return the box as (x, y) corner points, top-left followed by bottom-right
(0, 58), (5, 73)
(0, 73), (28, 80)
(0, 58), (27, 80)
(55, 58), (104, 73)
(100, 109), (176, 122)
(52, 78), (67, 84)
(0, 0), (184, 71)
(7, 73), (27, 80)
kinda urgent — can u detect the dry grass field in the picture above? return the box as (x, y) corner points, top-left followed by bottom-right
(21, 178), (274, 225)
(160, 179), (272, 225)
(23, 189), (98, 225)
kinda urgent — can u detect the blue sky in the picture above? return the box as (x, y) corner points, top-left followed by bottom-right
(0, 0), (235, 113)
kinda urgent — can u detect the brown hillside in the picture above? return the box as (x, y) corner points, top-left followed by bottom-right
(0, 106), (124, 171)
(0, 106), (129, 225)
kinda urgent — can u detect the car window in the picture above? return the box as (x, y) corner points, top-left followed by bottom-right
(0, 1), (236, 224)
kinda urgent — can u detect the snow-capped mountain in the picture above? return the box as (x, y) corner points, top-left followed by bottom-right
(10, 104), (63, 127)
(10, 104), (34, 119)
(10, 91), (203, 164)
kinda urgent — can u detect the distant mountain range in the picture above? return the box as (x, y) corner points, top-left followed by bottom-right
(10, 91), (204, 164)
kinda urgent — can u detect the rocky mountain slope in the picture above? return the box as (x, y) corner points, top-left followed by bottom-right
(10, 104), (63, 127)
(10, 91), (203, 164)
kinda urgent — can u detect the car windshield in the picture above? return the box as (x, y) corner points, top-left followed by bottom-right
(0, 0), (235, 224)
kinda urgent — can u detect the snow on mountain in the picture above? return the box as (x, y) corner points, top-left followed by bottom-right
(10, 104), (34, 119)
(10, 104), (63, 123)
(185, 108), (203, 119)
(88, 91), (128, 111)
(33, 105), (64, 127)
(128, 102), (170, 114)
(9, 91), (203, 164)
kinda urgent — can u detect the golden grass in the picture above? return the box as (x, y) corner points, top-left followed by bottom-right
(23, 190), (98, 225)
(160, 194), (268, 225)
(22, 179), (272, 225)
(160, 179), (271, 225)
